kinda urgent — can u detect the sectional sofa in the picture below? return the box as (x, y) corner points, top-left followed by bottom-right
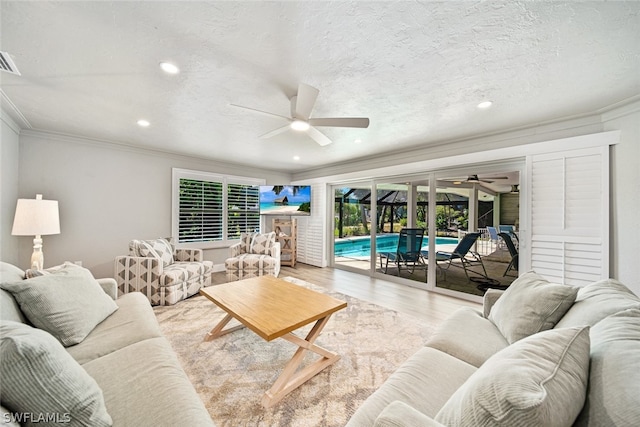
(0, 261), (214, 426)
(347, 271), (640, 426)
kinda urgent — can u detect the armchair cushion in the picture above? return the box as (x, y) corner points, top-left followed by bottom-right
(131, 238), (174, 267)
(250, 232), (276, 254)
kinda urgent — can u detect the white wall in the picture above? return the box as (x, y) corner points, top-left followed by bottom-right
(603, 105), (640, 289)
(0, 113), (21, 265)
(13, 131), (290, 278)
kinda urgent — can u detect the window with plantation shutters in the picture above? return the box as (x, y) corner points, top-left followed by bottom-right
(172, 169), (264, 246)
(227, 183), (260, 240)
(177, 178), (223, 243)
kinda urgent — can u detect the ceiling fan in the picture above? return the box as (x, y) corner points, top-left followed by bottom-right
(231, 83), (369, 146)
(453, 174), (510, 184)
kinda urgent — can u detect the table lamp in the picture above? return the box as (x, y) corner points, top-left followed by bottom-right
(11, 194), (60, 270)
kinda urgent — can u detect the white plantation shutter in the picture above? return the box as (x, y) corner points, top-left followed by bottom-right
(178, 178), (223, 243)
(528, 146), (609, 286)
(226, 183), (260, 239)
(296, 184), (326, 266)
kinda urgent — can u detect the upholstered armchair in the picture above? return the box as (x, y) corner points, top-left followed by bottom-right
(114, 238), (213, 306)
(225, 232), (281, 282)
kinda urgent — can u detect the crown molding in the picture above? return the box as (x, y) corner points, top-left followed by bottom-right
(19, 128), (291, 181)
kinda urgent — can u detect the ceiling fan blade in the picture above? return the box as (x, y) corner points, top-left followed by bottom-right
(259, 124), (291, 139)
(480, 179), (495, 183)
(308, 117), (370, 128)
(307, 126), (332, 146)
(230, 104), (290, 121)
(294, 83), (319, 120)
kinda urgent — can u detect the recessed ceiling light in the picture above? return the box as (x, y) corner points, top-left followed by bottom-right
(477, 101), (493, 109)
(290, 120), (310, 131)
(137, 119), (150, 127)
(293, 155), (300, 161)
(159, 62), (179, 74)
(354, 139), (362, 144)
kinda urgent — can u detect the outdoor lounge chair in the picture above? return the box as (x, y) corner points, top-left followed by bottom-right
(422, 232), (487, 280)
(487, 226), (503, 249)
(499, 232), (519, 277)
(379, 228), (427, 277)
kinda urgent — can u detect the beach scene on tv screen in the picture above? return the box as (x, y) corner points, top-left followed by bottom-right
(260, 185), (311, 215)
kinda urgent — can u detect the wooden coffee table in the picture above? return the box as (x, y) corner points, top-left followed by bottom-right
(199, 275), (347, 408)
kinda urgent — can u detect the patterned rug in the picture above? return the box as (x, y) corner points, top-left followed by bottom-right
(153, 277), (435, 426)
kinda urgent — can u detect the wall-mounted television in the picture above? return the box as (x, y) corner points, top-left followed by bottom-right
(260, 185), (311, 215)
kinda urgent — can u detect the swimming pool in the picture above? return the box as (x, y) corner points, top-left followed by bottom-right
(334, 234), (459, 258)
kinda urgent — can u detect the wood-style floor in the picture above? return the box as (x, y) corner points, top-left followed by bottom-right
(211, 263), (480, 324)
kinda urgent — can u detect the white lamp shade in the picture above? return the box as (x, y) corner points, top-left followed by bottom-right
(12, 197), (60, 236)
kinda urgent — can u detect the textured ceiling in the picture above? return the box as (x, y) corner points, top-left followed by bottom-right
(1, 1), (639, 173)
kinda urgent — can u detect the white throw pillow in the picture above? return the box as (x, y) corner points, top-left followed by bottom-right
(0, 264), (118, 346)
(435, 326), (590, 427)
(488, 271), (578, 343)
(0, 321), (112, 426)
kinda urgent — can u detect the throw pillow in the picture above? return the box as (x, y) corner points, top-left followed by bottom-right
(435, 326), (590, 427)
(0, 321), (112, 427)
(25, 261), (74, 279)
(488, 271), (578, 343)
(0, 264), (118, 346)
(250, 232), (275, 255)
(138, 238), (174, 267)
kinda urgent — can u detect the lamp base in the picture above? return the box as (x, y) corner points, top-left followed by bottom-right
(31, 236), (44, 270)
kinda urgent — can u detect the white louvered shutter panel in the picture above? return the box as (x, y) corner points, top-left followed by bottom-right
(296, 184), (326, 267)
(528, 146), (609, 286)
(226, 183), (260, 239)
(178, 178), (223, 243)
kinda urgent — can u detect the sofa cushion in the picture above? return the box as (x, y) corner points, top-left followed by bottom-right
(345, 347), (477, 426)
(488, 271), (578, 343)
(426, 307), (509, 368)
(0, 264), (118, 346)
(435, 326), (590, 427)
(0, 321), (112, 427)
(82, 336), (215, 426)
(574, 308), (640, 426)
(67, 292), (163, 365)
(374, 401), (446, 427)
(555, 278), (640, 329)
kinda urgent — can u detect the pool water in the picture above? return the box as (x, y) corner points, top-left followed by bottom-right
(335, 234), (459, 258)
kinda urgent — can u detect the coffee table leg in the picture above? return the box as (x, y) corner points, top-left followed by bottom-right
(204, 313), (245, 341)
(261, 315), (340, 408)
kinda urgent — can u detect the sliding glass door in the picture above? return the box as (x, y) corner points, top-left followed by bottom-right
(333, 183), (372, 273)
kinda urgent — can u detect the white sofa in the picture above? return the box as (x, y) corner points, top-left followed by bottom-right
(0, 261), (215, 426)
(347, 271), (640, 426)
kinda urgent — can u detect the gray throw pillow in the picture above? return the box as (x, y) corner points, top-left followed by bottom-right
(435, 326), (590, 427)
(0, 264), (118, 346)
(0, 321), (112, 427)
(488, 271), (578, 343)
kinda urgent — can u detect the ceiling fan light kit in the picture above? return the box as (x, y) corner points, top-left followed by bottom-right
(232, 83), (370, 146)
(290, 120), (310, 131)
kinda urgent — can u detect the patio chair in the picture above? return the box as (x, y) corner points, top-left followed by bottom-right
(498, 224), (519, 242)
(422, 232), (487, 280)
(487, 226), (503, 249)
(379, 228), (427, 277)
(498, 232), (519, 277)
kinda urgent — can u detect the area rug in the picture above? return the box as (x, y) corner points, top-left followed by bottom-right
(153, 277), (435, 426)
